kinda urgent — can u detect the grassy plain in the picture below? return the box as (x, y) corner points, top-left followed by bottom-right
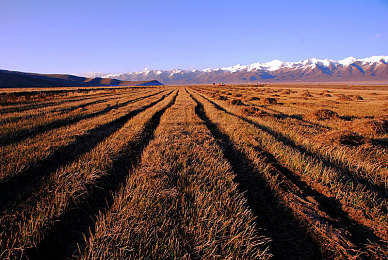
(0, 84), (387, 259)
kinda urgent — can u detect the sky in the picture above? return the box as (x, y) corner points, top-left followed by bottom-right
(1, 0), (388, 74)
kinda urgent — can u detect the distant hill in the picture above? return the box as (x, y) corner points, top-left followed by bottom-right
(86, 56), (388, 85)
(0, 69), (163, 88)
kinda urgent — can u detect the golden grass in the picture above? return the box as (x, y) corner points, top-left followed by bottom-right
(82, 89), (270, 259)
(0, 90), (153, 145)
(190, 85), (388, 258)
(0, 89), (175, 258)
(0, 84), (387, 258)
(0, 89), (166, 183)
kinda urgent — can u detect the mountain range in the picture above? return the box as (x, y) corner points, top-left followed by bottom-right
(82, 56), (388, 85)
(0, 69), (163, 88)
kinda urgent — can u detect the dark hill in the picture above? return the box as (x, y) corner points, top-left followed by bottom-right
(0, 69), (163, 88)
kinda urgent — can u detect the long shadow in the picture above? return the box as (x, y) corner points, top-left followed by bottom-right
(0, 91), (165, 147)
(258, 105), (331, 131)
(0, 91), (173, 216)
(55, 97), (117, 113)
(372, 138), (388, 148)
(28, 91), (178, 259)
(190, 92), (322, 260)
(197, 92), (388, 202)
(0, 98), (114, 125)
(0, 94), (109, 114)
(252, 144), (385, 258)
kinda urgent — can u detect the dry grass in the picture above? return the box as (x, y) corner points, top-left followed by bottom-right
(0, 89), (166, 183)
(319, 130), (367, 146)
(0, 84), (387, 259)
(190, 84), (388, 259)
(306, 109), (339, 120)
(82, 90), (270, 259)
(263, 97), (278, 104)
(0, 88), (175, 258)
(352, 118), (388, 135)
(0, 90), (156, 146)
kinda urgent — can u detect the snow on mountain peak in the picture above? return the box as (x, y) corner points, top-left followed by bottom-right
(218, 56), (387, 73)
(79, 55), (387, 80)
(359, 56), (388, 64)
(338, 57), (357, 66)
(220, 64), (246, 73)
(261, 59), (284, 71)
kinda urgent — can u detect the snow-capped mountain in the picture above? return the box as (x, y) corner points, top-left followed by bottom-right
(81, 56), (388, 85)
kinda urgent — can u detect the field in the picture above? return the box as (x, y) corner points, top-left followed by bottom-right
(0, 84), (387, 259)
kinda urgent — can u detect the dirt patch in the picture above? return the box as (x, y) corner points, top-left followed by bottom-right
(263, 97), (278, 104)
(352, 119), (388, 135)
(229, 99), (245, 106)
(301, 91), (313, 97)
(214, 95), (228, 101)
(306, 109), (339, 120)
(322, 100), (339, 105)
(240, 106), (268, 117)
(376, 114), (388, 120)
(337, 94), (353, 101)
(351, 95), (363, 100)
(319, 130), (367, 146)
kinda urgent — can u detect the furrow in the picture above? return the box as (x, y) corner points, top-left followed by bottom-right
(33, 91), (178, 259)
(197, 91), (388, 215)
(0, 90), (172, 214)
(0, 90), (178, 259)
(189, 91), (321, 259)
(0, 91), (115, 114)
(81, 89), (270, 259)
(198, 90), (388, 200)
(0, 90), (165, 147)
(189, 88), (388, 258)
(0, 91), (131, 125)
(0, 89), (169, 185)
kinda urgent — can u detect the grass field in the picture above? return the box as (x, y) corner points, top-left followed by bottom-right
(0, 84), (387, 259)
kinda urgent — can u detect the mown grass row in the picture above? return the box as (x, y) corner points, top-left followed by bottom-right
(81, 89), (270, 259)
(0, 89), (122, 114)
(0, 90), (177, 259)
(0, 89), (168, 186)
(195, 86), (388, 182)
(189, 88), (387, 259)
(0, 90), (138, 124)
(0, 89), (164, 147)
(190, 92), (323, 259)
(196, 88), (388, 201)
(0, 92), (173, 224)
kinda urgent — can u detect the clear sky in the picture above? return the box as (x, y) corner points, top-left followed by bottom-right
(1, 0), (387, 74)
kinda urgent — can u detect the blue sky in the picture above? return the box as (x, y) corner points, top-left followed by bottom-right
(1, 0), (387, 74)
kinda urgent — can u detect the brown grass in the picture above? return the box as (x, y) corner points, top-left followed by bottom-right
(81, 89), (270, 259)
(229, 98), (245, 106)
(306, 109), (339, 120)
(0, 84), (387, 259)
(262, 97), (277, 104)
(337, 94), (353, 101)
(240, 106), (268, 117)
(320, 130), (367, 146)
(189, 84), (388, 259)
(352, 119), (388, 135)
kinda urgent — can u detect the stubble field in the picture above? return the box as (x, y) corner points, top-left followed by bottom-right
(0, 84), (387, 259)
